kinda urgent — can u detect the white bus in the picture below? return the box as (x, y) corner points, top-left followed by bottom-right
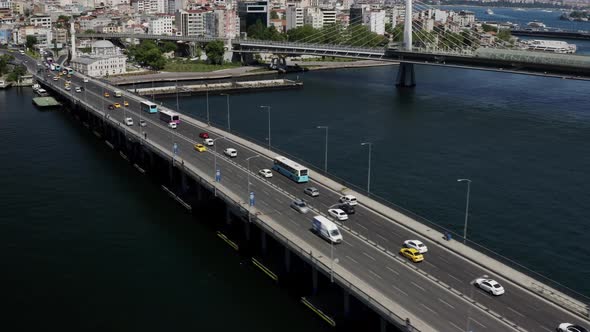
(159, 109), (180, 124)
(114, 90), (122, 97)
(140, 101), (158, 114)
(272, 156), (309, 183)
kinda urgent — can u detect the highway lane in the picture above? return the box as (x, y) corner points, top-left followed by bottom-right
(35, 64), (590, 331)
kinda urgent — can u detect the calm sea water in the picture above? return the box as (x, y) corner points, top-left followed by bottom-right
(163, 65), (590, 298)
(0, 88), (328, 331)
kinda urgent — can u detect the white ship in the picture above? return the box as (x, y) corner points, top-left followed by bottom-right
(527, 20), (547, 28)
(486, 8), (494, 15)
(522, 40), (577, 54)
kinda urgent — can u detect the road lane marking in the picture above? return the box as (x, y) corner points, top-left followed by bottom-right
(275, 210), (282, 215)
(437, 256), (450, 264)
(449, 322), (464, 332)
(424, 261), (438, 269)
(391, 284), (408, 296)
(420, 303), (438, 315)
(469, 317), (487, 328)
(346, 255), (358, 264)
(506, 306), (525, 317)
(538, 326), (553, 332)
(368, 269), (383, 280)
(262, 190), (270, 196)
(376, 233), (389, 243)
(344, 241), (354, 248)
(386, 266), (399, 275)
(363, 252), (377, 261)
(411, 281), (425, 292)
(354, 223), (368, 231)
(438, 298), (455, 309)
(447, 273), (463, 283)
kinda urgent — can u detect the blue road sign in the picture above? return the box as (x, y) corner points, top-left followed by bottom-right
(249, 191), (255, 207)
(215, 169), (221, 182)
(173, 142), (178, 155)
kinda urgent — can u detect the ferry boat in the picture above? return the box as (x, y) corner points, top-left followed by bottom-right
(486, 8), (494, 15)
(522, 40), (577, 54)
(527, 20), (547, 28)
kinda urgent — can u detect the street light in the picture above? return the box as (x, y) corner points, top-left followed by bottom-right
(206, 86), (210, 126)
(246, 154), (261, 198)
(361, 142), (372, 195)
(457, 178), (472, 244)
(317, 125), (329, 173)
(220, 93), (230, 132)
(260, 105), (271, 150)
(212, 136), (226, 196)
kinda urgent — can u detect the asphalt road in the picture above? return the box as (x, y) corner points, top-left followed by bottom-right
(22, 53), (589, 332)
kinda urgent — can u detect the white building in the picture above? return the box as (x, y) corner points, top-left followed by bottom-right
(30, 15), (52, 29)
(303, 7), (336, 29)
(149, 15), (174, 35)
(133, 0), (167, 14)
(0, 0), (11, 10)
(176, 9), (209, 36)
(71, 40), (127, 77)
(286, 6), (303, 31)
(368, 10), (385, 35)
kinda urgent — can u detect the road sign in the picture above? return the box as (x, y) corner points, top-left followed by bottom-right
(173, 142), (178, 155)
(215, 169), (221, 182)
(249, 191), (255, 207)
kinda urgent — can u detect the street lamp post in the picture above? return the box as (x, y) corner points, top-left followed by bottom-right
(212, 136), (226, 196)
(220, 93), (230, 132)
(457, 178), (472, 244)
(361, 142), (373, 195)
(246, 154), (261, 223)
(317, 126), (329, 173)
(260, 105), (271, 150)
(206, 87), (210, 126)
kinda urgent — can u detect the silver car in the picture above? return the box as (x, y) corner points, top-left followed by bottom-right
(290, 199), (309, 214)
(304, 187), (319, 197)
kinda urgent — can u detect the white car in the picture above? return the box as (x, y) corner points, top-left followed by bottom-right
(204, 138), (214, 146)
(258, 169), (273, 178)
(474, 278), (505, 296)
(75, 87), (81, 93)
(124, 117), (133, 126)
(168, 122), (177, 129)
(557, 323), (589, 332)
(339, 194), (358, 206)
(83, 78), (89, 83)
(404, 240), (428, 253)
(328, 208), (348, 221)
(224, 148), (237, 158)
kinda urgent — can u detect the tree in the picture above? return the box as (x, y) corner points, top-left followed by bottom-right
(497, 30), (512, 43)
(287, 25), (317, 42)
(0, 54), (14, 76)
(205, 40), (225, 65)
(26, 36), (38, 50)
(270, 11), (279, 20)
(7, 65), (27, 83)
(129, 40), (167, 69)
(84, 29), (96, 34)
(247, 19), (286, 41)
(160, 41), (177, 53)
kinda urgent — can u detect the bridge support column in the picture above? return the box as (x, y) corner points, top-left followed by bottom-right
(284, 247), (291, 273)
(343, 290), (350, 316)
(380, 317), (387, 332)
(225, 205), (231, 225)
(312, 268), (319, 295)
(396, 62), (416, 88)
(260, 230), (267, 254)
(180, 172), (189, 195)
(244, 219), (251, 241)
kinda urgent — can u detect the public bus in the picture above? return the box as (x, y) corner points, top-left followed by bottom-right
(272, 156), (309, 183)
(140, 101), (158, 114)
(63, 67), (74, 75)
(113, 90), (123, 98)
(54, 64), (61, 72)
(159, 109), (180, 124)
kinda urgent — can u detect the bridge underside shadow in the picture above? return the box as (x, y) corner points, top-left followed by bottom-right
(395, 63), (416, 88)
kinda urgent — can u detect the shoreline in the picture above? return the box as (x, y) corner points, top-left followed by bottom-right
(108, 60), (398, 86)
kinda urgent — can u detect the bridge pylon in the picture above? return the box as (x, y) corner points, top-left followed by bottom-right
(396, 0), (416, 88)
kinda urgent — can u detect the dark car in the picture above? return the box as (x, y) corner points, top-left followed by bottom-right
(108, 104), (115, 110)
(337, 203), (355, 215)
(199, 132), (209, 139)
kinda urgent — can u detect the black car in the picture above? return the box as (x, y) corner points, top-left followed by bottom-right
(108, 104), (115, 110)
(337, 203), (355, 215)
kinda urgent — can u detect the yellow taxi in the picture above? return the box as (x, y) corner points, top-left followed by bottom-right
(124, 100), (129, 107)
(104, 92), (110, 98)
(113, 103), (121, 108)
(194, 144), (207, 152)
(58, 72), (63, 76)
(399, 248), (424, 263)
(67, 74), (72, 78)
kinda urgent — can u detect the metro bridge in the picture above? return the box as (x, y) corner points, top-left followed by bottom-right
(17, 49), (590, 331)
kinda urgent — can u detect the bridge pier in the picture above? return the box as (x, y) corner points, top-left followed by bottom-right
(284, 247), (291, 273)
(260, 230), (267, 254)
(343, 289), (351, 316)
(312, 267), (319, 295)
(244, 218), (251, 241)
(396, 63), (416, 88)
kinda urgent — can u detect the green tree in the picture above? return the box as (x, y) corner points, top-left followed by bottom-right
(287, 25), (317, 42)
(270, 11), (279, 19)
(7, 65), (27, 83)
(0, 54), (14, 76)
(84, 29), (96, 34)
(497, 29), (512, 43)
(205, 40), (225, 65)
(129, 40), (167, 69)
(160, 41), (177, 53)
(481, 24), (496, 32)
(247, 20), (286, 41)
(58, 15), (70, 23)
(26, 36), (38, 50)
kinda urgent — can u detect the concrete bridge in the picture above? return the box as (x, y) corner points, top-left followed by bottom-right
(18, 50), (590, 331)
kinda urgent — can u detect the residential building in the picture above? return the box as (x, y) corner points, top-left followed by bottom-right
(71, 40), (126, 77)
(176, 9), (209, 36)
(30, 14), (52, 29)
(0, 0), (11, 10)
(285, 5), (303, 31)
(303, 7), (336, 29)
(368, 10), (385, 35)
(149, 15), (174, 35)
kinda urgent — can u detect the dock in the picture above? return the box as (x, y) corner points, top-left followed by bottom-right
(131, 79), (303, 97)
(32, 97), (61, 108)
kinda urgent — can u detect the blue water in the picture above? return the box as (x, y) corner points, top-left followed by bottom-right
(165, 65), (590, 298)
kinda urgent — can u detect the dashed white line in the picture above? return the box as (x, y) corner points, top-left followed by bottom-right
(346, 255), (359, 264)
(344, 241), (355, 248)
(447, 273), (463, 283)
(538, 325), (553, 332)
(386, 266), (400, 275)
(438, 298), (455, 309)
(354, 223), (368, 231)
(411, 281), (426, 292)
(469, 317), (487, 328)
(420, 303), (438, 315)
(391, 284), (408, 296)
(363, 252), (377, 261)
(376, 233), (389, 243)
(368, 269), (383, 280)
(449, 321), (464, 332)
(262, 190), (270, 196)
(424, 261), (438, 269)
(275, 210), (282, 215)
(507, 306), (525, 317)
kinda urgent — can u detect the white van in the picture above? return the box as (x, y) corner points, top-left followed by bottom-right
(114, 90), (123, 97)
(311, 216), (342, 243)
(224, 148), (237, 158)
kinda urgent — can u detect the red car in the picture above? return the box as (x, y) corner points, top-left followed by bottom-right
(199, 132), (209, 139)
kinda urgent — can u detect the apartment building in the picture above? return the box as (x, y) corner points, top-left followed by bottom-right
(285, 6), (303, 30)
(30, 15), (52, 29)
(149, 14), (174, 35)
(176, 9), (208, 36)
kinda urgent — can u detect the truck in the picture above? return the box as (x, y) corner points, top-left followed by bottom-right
(311, 216), (343, 243)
